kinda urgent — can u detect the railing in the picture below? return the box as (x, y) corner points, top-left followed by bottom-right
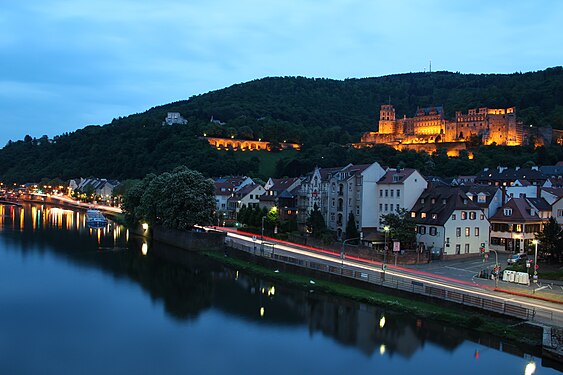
(225, 238), (550, 323)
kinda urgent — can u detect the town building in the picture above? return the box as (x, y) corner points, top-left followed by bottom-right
(376, 168), (427, 226)
(461, 185), (502, 218)
(489, 198), (547, 253)
(69, 178), (120, 201)
(325, 162), (386, 239)
(410, 187), (489, 258)
(260, 177), (302, 221)
(213, 176), (254, 212)
(227, 183), (266, 219)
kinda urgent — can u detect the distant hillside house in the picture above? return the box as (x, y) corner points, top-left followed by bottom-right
(163, 112), (188, 125)
(69, 178), (120, 198)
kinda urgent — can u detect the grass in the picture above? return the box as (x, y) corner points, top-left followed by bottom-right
(231, 149), (298, 178)
(203, 250), (542, 346)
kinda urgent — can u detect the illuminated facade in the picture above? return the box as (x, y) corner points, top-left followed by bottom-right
(358, 104), (523, 152)
(205, 137), (301, 151)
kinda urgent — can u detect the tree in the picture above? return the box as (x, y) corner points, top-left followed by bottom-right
(157, 166), (215, 230)
(535, 217), (563, 263)
(380, 209), (417, 249)
(306, 204), (327, 239)
(345, 212), (359, 242)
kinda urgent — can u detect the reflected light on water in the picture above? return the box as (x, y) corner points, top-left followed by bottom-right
(141, 242), (148, 256)
(525, 361), (536, 375)
(379, 344), (386, 356)
(379, 316), (386, 329)
(259, 307), (265, 318)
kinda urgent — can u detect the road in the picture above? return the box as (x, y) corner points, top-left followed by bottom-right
(222, 229), (563, 327)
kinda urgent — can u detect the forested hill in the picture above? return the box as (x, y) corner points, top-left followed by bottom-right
(1, 67), (563, 182)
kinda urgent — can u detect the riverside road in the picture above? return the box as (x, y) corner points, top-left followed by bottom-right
(219, 228), (563, 328)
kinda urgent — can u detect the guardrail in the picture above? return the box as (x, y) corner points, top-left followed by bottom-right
(225, 238), (554, 323)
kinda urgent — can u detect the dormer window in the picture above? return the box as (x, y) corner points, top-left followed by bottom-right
(420, 198), (425, 204)
(503, 208), (512, 216)
(411, 212), (416, 218)
(431, 198), (436, 204)
(442, 199), (447, 204)
(432, 213), (438, 219)
(393, 175), (401, 182)
(421, 212), (427, 219)
(477, 195), (486, 203)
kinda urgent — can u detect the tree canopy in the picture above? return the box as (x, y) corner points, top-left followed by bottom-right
(121, 166), (215, 230)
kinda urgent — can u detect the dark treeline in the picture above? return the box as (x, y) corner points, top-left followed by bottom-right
(1, 67), (563, 182)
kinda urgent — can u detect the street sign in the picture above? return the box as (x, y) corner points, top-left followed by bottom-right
(393, 241), (400, 252)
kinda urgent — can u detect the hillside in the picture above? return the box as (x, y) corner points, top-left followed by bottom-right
(1, 67), (563, 182)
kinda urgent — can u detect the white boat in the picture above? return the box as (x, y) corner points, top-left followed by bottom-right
(86, 209), (108, 227)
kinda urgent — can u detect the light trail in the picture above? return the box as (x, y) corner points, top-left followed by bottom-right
(226, 231), (563, 320)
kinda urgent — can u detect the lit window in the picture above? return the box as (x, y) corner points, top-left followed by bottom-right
(465, 227), (470, 237)
(475, 227), (479, 236)
(469, 212), (476, 220)
(421, 212), (427, 218)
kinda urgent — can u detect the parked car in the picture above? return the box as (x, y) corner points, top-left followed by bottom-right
(507, 253), (528, 265)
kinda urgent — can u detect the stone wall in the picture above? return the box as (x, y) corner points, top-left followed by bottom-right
(132, 224), (226, 251)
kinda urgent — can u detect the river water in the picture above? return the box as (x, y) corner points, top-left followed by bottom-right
(0, 203), (558, 375)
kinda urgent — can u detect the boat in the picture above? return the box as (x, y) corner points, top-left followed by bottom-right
(86, 209), (108, 228)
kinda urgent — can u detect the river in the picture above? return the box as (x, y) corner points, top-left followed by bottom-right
(0, 203), (558, 374)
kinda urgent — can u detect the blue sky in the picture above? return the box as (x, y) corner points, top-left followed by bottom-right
(1, 0), (562, 147)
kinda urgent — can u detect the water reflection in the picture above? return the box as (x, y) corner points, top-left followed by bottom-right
(0, 202), (559, 374)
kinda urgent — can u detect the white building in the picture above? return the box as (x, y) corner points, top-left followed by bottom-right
(227, 183), (266, 218)
(411, 186), (489, 258)
(213, 176), (254, 212)
(376, 168), (427, 227)
(462, 185), (503, 218)
(325, 162), (386, 239)
(163, 112), (188, 125)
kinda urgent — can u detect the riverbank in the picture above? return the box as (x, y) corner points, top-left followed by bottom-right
(203, 249), (545, 349)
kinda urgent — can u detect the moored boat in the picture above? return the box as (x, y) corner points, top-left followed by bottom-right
(86, 209), (108, 227)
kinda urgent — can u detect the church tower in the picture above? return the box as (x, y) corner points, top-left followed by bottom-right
(378, 104), (396, 134)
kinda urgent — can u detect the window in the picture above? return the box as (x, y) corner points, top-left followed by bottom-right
(432, 213), (437, 219)
(421, 212), (427, 218)
(477, 195), (486, 203)
(330, 213), (335, 222)
(379, 203), (383, 211)
(475, 227), (479, 236)
(397, 189), (400, 197)
(465, 227), (470, 237)
(250, 194), (254, 199)
(418, 226), (426, 234)
(469, 212), (476, 220)
(480, 214), (485, 220)
(396, 205), (400, 212)
(461, 211), (467, 220)
(464, 244), (470, 254)
(431, 198), (436, 204)
(455, 244), (461, 254)
(384, 204), (388, 211)
(429, 227), (437, 236)
(390, 204), (394, 211)
(504, 208), (512, 216)
(411, 212), (416, 218)
(380, 190), (383, 197)
(558, 209), (563, 217)
(456, 227), (461, 237)
(385, 190), (388, 197)
(452, 214), (457, 220)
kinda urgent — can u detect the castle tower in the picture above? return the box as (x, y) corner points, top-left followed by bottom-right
(378, 104), (396, 134)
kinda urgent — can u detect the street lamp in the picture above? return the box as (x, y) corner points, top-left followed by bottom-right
(383, 225), (390, 270)
(532, 239), (539, 281)
(261, 216), (266, 254)
(340, 237), (361, 273)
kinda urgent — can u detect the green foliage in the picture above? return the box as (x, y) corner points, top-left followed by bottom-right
(536, 217), (563, 262)
(121, 167), (214, 230)
(1, 68), (563, 183)
(306, 204), (328, 239)
(345, 212), (360, 242)
(380, 209), (417, 249)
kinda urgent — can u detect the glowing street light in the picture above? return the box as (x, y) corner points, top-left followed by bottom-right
(383, 225), (390, 270)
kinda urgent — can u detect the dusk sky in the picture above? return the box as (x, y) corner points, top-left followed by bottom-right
(1, 0), (562, 147)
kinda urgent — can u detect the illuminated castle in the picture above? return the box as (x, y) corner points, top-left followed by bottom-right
(358, 104), (523, 152)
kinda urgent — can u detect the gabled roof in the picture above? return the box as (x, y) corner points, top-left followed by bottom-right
(539, 165), (563, 177)
(267, 177), (300, 192)
(378, 168), (418, 184)
(475, 167), (546, 183)
(527, 197), (552, 212)
(460, 184), (500, 207)
(411, 186), (482, 226)
(490, 198), (545, 223)
(542, 187), (563, 198)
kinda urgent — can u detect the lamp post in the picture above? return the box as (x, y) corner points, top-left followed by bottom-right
(532, 239), (539, 281)
(489, 248), (499, 288)
(383, 225), (390, 270)
(340, 237), (361, 273)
